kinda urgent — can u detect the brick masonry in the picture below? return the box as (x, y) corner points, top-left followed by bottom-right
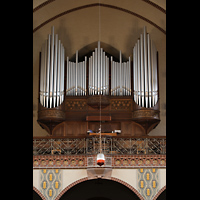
(33, 154), (166, 169)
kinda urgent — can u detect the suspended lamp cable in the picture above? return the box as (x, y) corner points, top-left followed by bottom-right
(96, 0), (105, 167)
(99, 0), (102, 154)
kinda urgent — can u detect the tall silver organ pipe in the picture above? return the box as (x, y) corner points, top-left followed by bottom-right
(88, 41), (109, 95)
(111, 52), (131, 96)
(66, 51), (87, 96)
(133, 26), (158, 108)
(40, 26), (65, 108)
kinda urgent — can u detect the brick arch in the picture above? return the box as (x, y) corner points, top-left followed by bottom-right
(33, 186), (47, 200)
(55, 177), (88, 200)
(152, 185), (166, 200)
(55, 177), (144, 200)
(111, 177), (145, 200)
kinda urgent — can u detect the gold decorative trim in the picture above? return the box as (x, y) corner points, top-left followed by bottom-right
(111, 99), (131, 110)
(38, 109), (65, 120)
(132, 110), (159, 119)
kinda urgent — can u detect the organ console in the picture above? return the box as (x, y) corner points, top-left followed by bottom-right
(37, 26), (160, 136)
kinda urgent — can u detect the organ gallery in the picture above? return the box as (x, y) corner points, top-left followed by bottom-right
(37, 26), (160, 136)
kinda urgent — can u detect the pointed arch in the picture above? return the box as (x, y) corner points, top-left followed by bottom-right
(111, 177), (145, 200)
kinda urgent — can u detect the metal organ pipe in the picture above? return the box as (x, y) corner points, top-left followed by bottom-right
(61, 45), (65, 103)
(152, 41), (158, 105)
(143, 26), (148, 107)
(106, 53), (108, 95)
(49, 26), (54, 108)
(92, 52), (95, 95)
(46, 34), (51, 108)
(133, 46), (136, 101)
(128, 57), (131, 96)
(119, 51), (122, 96)
(57, 40), (61, 105)
(137, 39), (141, 106)
(140, 34), (144, 107)
(39, 26), (65, 108)
(132, 26), (158, 108)
(84, 57), (87, 95)
(43, 40), (47, 107)
(75, 50), (78, 96)
(40, 44), (44, 106)
(100, 47), (103, 94)
(147, 34), (152, 108)
(98, 42), (100, 95)
(53, 34), (58, 108)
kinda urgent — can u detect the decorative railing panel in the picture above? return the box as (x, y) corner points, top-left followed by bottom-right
(33, 137), (166, 156)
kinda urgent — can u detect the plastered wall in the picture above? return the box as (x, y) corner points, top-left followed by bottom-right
(33, 168), (166, 199)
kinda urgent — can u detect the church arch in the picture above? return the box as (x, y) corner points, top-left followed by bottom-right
(55, 177), (144, 200)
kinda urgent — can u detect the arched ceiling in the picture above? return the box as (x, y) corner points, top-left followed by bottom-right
(33, 0), (165, 59)
(33, 0), (166, 136)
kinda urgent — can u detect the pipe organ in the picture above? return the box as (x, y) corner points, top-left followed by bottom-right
(40, 26), (65, 108)
(88, 41), (109, 95)
(38, 26), (160, 136)
(133, 27), (158, 108)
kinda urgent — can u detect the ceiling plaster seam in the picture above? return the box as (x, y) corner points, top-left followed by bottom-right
(33, 0), (55, 12)
(142, 0), (165, 13)
(33, 3), (166, 34)
(33, 0), (166, 14)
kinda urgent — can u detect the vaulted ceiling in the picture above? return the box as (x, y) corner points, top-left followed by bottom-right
(33, 0), (166, 136)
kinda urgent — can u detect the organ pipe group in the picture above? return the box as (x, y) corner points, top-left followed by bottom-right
(111, 51), (131, 96)
(88, 41), (109, 95)
(39, 26), (158, 108)
(66, 51), (87, 96)
(40, 26), (65, 108)
(133, 27), (158, 108)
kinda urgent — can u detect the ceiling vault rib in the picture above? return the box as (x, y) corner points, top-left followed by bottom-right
(33, 0), (166, 14)
(33, 0), (55, 13)
(33, 3), (166, 34)
(142, 0), (166, 13)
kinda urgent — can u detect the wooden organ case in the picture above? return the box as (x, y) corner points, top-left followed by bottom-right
(37, 26), (160, 136)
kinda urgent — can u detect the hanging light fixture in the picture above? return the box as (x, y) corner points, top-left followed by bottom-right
(97, 152), (105, 166)
(96, 126), (105, 166)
